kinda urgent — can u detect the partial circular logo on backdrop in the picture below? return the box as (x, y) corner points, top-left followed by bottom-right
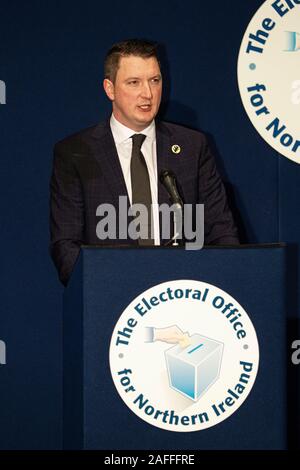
(109, 280), (259, 432)
(238, 0), (300, 164)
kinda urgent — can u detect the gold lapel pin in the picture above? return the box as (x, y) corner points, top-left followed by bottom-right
(171, 144), (181, 154)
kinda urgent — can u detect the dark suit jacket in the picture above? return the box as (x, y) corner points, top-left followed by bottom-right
(50, 120), (238, 285)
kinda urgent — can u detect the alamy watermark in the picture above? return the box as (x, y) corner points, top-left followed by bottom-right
(0, 339), (6, 365)
(0, 80), (6, 104)
(96, 197), (204, 250)
(291, 339), (300, 365)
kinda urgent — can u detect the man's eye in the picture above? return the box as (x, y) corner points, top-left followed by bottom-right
(151, 77), (161, 84)
(128, 80), (138, 85)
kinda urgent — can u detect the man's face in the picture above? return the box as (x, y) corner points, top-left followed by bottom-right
(103, 55), (162, 132)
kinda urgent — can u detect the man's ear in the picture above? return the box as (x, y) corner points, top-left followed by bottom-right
(103, 78), (115, 101)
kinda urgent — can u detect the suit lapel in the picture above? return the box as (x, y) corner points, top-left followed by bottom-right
(156, 121), (172, 207)
(90, 120), (129, 203)
(156, 121), (176, 243)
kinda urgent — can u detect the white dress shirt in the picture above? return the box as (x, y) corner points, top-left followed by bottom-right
(110, 114), (160, 245)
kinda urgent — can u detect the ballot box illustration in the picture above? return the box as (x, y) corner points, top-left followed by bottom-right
(165, 334), (224, 401)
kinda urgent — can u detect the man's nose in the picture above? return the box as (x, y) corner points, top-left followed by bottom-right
(141, 81), (153, 99)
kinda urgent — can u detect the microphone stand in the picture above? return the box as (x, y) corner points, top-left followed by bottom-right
(163, 202), (183, 247)
(172, 202), (183, 246)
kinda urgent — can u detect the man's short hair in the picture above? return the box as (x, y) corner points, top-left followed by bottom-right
(104, 39), (160, 83)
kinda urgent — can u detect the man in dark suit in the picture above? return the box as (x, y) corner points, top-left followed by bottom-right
(50, 39), (239, 286)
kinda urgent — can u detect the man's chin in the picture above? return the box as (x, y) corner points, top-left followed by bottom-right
(134, 113), (155, 128)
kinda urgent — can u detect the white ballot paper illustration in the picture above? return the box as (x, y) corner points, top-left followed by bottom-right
(165, 334), (224, 401)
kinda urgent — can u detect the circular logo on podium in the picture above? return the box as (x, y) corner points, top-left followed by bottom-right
(238, 0), (300, 164)
(109, 280), (259, 432)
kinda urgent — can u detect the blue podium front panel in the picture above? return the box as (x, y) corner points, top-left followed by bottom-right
(64, 246), (286, 450)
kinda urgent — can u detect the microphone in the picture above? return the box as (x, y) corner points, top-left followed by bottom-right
(159, 170), (183, 247)
(159, 170), (183, 207)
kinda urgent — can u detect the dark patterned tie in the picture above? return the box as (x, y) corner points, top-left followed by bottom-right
(130, 134), (154, 245)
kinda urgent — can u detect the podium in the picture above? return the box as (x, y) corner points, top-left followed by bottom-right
(63, 245), (287, 450)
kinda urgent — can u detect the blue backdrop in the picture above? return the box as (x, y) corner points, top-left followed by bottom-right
(0, 0), (298, 449)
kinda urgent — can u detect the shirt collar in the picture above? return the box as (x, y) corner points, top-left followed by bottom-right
(110, 113), (156, 145)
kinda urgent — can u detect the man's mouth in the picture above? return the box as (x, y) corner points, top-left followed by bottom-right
(138, 104), (152, 111)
